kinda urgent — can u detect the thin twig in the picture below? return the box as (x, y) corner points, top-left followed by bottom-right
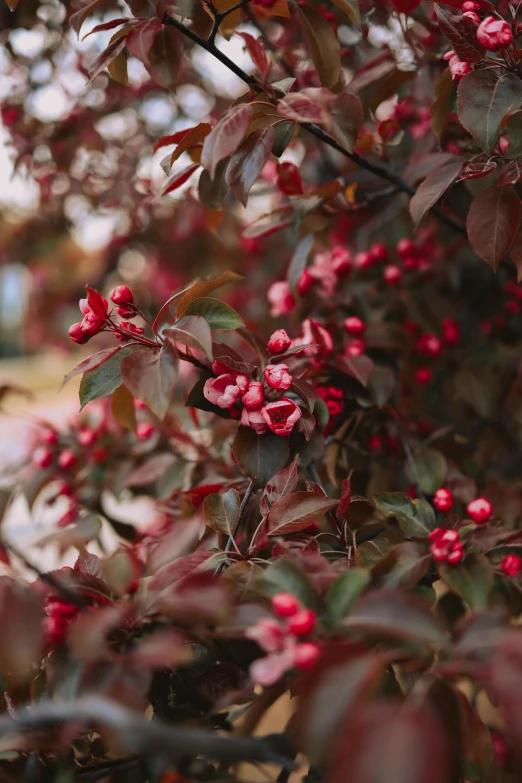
(162, 12), (466, 237)
(215, 481), (254, 575)
(208, 0), (252, 44)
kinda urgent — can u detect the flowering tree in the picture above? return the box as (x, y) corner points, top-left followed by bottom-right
(3, 0), (522, 780)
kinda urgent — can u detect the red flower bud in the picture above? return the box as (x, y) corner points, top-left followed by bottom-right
(268, 329), (291, 355)
(288, 609), (316, 637)
(85, 286), (108, 319)
(294, 642), (321, 670)
(110, 285), (134, 306)
(69, 322), (89, 344)
(501, 554), (521, 577)
(344, 339), (365, 357)
(477, 16), (513, 51)
(78, 427), (96, 447)
(415, 367), (432, 385)
(383, 264), (402, 284)
(272, 593), (300, 617)
(433, 488), (453, 513)
(276, 161), (304, 196)
(58, 450), (77, 470)
(117, 305), (136, 319)
(136, 422), (155, 440)
(344, 316), (365, 336)
(467, 497), (492, 524)
(33, 446), (54, 468)
(242, 381), (265, 411)
(417, 334), (443, 358)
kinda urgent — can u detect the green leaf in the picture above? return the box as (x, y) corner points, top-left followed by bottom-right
(232, 426), (289, 490)
(79, 345), (140, 409)
(438, 554), (493, 610)
(203, 489), (240, 536)
(120, 343), (178, 420)
(165, 314), (213, 359)
(184, 297), (244, 331)
(267, 491), (338, 536)
(326, 569), (370, 623)
(176, 270), (244, 317)
(458, 70), (522, 155)
(257, 558), (316, 608)
(405, 449), (447, 496)
(374, 492), (436, 538)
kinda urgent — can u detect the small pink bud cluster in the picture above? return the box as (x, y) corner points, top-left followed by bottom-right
(296, 245), (352, 299)
(69, 285), (139, 345)
(245, 593), (320, 686)
(429, 527), (464, 564)
(476, 16), (513, 51)
(443, 50), (472, 81)
(203, 352), (302, 437)
(433, 488), (453, 513)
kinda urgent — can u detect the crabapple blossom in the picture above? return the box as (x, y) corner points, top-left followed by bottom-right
(268, 329), (291, 355)
(477, 16), (513, 51)
(264, 364), (292, 391)
(262, 398), (302, 436)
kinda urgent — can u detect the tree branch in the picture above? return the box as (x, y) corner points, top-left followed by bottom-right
(208, 0), (252, 44)
(162, 12), (466, 237)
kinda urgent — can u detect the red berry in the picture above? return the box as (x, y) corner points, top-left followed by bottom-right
(367, 434), (382, 451)
(446, 546), (464, 565)
(136, 422), (155, 440)
(78, 427), (96, 447)
(370, 242), (387, 262)
(110, 285), (134, 306)
(415, 368), (432, 385)
(441, 318), (460, 345)
(33, 446), (54, 469)
(69, 322), (89, 344)
(467, 497), (492, 524)
(383, 264), (402, 284)
(58, 450), (76, 470)
(288, 609), (316, 637)
(501, 554), (521, 577)
(397, 238), (416, 258)
(433, 488), (453, 513)
(417, 334), (443, 358)
(272, 593), (300, 618)
(294, 642), (321, 670)
(354, 251), (373, 269)
(41, 429), (58, 445)
(345, 339), (365, 357)
(344, 316), (365, 336)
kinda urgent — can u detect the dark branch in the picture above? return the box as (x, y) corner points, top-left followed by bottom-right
(162, 12), (466, 237)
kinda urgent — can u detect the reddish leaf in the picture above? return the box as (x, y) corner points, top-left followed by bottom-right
(129, 629), (192, 668)
(126, 18), (162, 64)
(120, 343), (178, 420)
(170, 123), (211, 167)
(409, 161), (463, 229)
(458, 71), (522, 155)
(330, 701), (452, 783)
(329, 92), (363, 153)
(267, 491), (337, 536)
(335, 354), (374, 387)
(148, 25), (183, 91)
(82, 18), (133, 40)
(175, 270), (244, 317)
(148, 551), (214, 591)
(486, 632), (522, 760)
(498, 157), (522, 186)
(238, 32), (270, 78)
(297, 5), (341, 89)
(62, 346), (126, 387)
(337, 474), (352, 520)
(296, 643), (386, 763)
(203, 489), (240, 536)
(4, 0), (19, 9)
(153, 128), (198, 152)
(111, 383), (137, 432)
(260, 455), (299, 515)
(160, 162), (200, 195)
(165, 314), (213, 359)
(226, 127), (275, 207)
(87, 37), (127, 82)
(458, 158), (497, 181)
(232, 426), (289, 490)
(277, 88), (336, 124)
(435, 6), (484, 64)
(242, 207), (293, 238)
(467, 185), (520, 270)
(201, 104), (253, 179)
(70, 0), (110, 35)
(0, 581), (44, 683)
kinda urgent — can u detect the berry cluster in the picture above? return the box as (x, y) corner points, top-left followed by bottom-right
(429, 528), (464, 565)
(68, 285), (149, 346)
(245, 593), (320, 686)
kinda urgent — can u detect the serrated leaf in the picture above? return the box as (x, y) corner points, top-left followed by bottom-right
(409, 161), (463, 229)
(435, 6), (484, 64)
(203, 489), (240, 536)
(232, 426), (289, 490)
(165, 314), (213, 359)
(458, 71), (522, 156)
(79, 345), (140, 409)
(405, 449), (447, 496)
(120, 343), (178, 420)
(467, 185), (520, 271)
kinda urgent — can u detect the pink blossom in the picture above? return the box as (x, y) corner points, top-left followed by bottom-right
(249, 643), (297, 686)
(267, 281), (295, 317)
(245, 618), (285, 653)
(301, 318), (333, 356)
(242, 381), (264, 411)
(264, 364), (292, 391)
(448, 55), (471, 81)
(262, 398), (302, 436)
(477, 16), (513, 51)
(203, 374), (241, 408)
(241, 407), (268, 433)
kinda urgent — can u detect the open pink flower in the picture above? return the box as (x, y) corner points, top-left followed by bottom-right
(241, 407), (268, 434)
(264, 364), (292, 391)
(203, 374), (241, 408)
(477, 16), (513, 51)
(242, 381), (264, 411)
(262, 398), (302, 436)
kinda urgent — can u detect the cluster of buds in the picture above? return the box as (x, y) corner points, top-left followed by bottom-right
(245, 593), (320, 686)
(297, 245), (352, 298)
(429, 527), (464, 564)
(68, 285), (144, 345)
(204, 342), (303, 436)
(433, 488), (454, 513)
(444, 7), (513, 80)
